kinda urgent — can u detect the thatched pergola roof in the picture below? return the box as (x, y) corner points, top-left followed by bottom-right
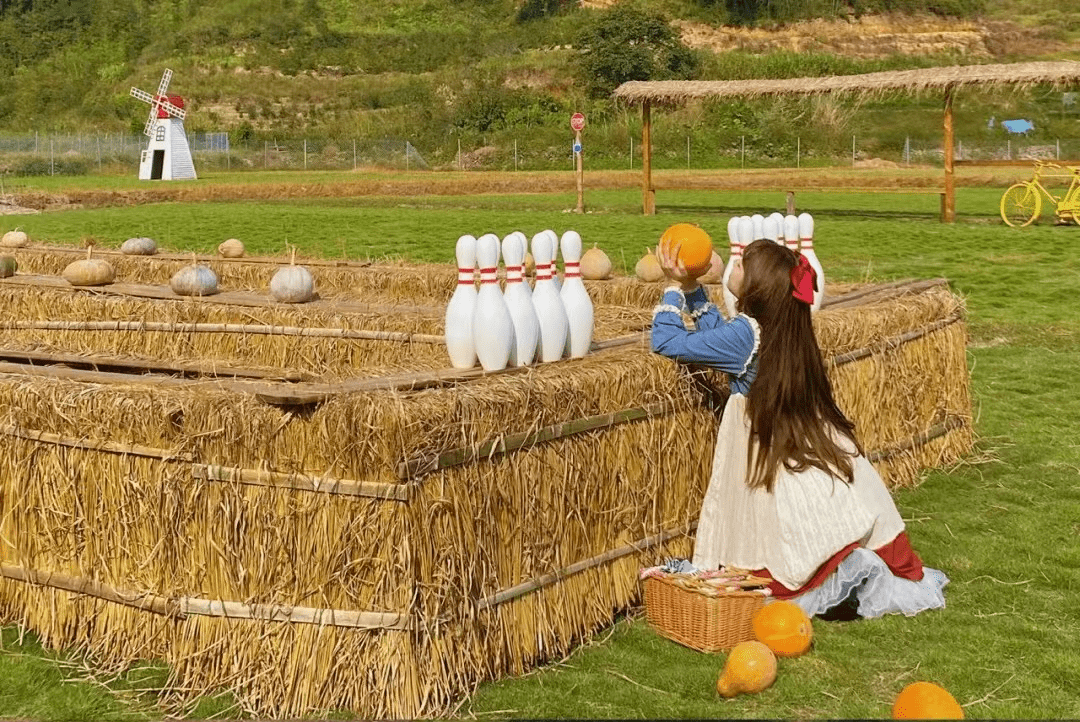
(613, 61), (1080, 104)
(614, 61), (1080, 221)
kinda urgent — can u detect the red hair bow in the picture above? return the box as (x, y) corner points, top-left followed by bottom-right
(790, 254), (816, 305)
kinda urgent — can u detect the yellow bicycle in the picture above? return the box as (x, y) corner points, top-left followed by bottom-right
(1000, 161), (1080, 227)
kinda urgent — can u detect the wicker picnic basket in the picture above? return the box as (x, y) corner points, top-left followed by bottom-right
(642, 572), (769, 653)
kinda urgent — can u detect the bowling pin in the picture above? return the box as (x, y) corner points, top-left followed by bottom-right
(445, 234), (478, 369)
(763, 215), (781, 246)
(751, 214), (765, 241)
(502, 233), (540, 367)
(510, 232), (533, 300)
(472, 233), (514, 370)
(723, 217), (753, 318)
(559, 230), (594, 358)
(531, 231), (569, 362)
(783, 215), (800, 253)
(545, 229), (563, 293)
(797, 213), (825, 311)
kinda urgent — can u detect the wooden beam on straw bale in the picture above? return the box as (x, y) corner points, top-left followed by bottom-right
(192, 464), (409, 501)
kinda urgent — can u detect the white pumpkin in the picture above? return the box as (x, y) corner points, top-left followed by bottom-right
(170, 264), (219, 296)
(580, 244), (613, 280)
(63, 248), (115, 286)
(1, 228), (29, 248)
(218, 238), (245, 258)
(270, 264), (316, 303)
(635, 248), (664, 282)
(121, 237), (158, 255)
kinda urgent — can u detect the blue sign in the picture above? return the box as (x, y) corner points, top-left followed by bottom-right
(1001, 119), (1034, 134)
(573, 142), (582, 154)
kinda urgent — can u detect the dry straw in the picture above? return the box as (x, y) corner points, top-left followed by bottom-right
(0, 270), (971, 717)
(614, 61), (1080, 105)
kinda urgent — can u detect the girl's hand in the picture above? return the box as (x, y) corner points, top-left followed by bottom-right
(656, 242), (700, 293)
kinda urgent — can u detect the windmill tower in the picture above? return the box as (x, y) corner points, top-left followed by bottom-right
(130, 69), (197, 181)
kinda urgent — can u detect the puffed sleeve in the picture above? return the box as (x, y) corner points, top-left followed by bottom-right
(652, 293), (757, 375)
(684, 285), (724, 331)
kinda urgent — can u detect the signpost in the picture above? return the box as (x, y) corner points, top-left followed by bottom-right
(571, 113), (585, 213)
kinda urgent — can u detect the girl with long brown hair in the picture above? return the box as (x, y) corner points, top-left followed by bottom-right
(652, 232), (947, 619)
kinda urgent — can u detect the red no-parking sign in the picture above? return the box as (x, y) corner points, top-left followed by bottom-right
(570, 113), (586, 132)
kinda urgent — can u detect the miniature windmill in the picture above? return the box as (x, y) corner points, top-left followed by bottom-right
(130, 69), (197, 181)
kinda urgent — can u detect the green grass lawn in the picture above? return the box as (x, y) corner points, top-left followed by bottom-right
(2, 178), (1079, 719)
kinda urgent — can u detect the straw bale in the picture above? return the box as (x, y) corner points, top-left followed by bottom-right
(614, 60), (1080, 104)
(0, 275), (972, 717)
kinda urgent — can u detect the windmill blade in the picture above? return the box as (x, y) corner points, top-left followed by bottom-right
(156, 68), (173, 97)
(143, 112), (157, 137)
(158, 99), (186, 120)
(130, 87), (155, 105)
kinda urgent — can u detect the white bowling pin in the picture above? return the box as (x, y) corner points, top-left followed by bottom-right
(721, 217), (740, 318)
(723, 217), (753, 318)
(472, 233), (514, 370)
(502, 233), (540, 367)
(797, 213), (825, 311)
(531, 231), (569, 362)
(445, 234), (478, 369)
(510, 232), (533, 300)
(544, 229), (563, 293)
(784, 215), (800, 253)
(559, 230), (593, 358)
(763, 215), (781, 246)
(751, 214), (765, 241)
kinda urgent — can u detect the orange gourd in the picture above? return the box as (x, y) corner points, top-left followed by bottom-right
(752, 600), (813, 658)
(660, 223), (713, 276)
(892, 682), (964, 719)
(716, 641), (776, 698)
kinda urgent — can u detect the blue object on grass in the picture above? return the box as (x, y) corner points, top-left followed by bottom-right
(1001, 119), (1035, 134)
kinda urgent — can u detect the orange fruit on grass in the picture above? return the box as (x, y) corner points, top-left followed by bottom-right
(892, 681), (964, 719)
(716, 641), (777, 698)
(659, 223), (713, 276)
(752, 600), (814, 658)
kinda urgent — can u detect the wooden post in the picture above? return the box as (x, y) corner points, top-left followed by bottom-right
(575, 129), (584, 214)
(943, 86), (956, 223)
(642, 101), (654, 215)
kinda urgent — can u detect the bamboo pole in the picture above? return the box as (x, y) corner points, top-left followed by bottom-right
(0, 564), (180, 617)
(866, 416), (968, 463)
(399, 401), (674, 480)
(476, 521), (697, 610)
(4, 320), (444, 344)
(0, 424), (193, 461)
(943, 86), (956, 223)
(642, 101), (654, 215)
(192, 464), (409, 502)
(176, 598), (412, 630)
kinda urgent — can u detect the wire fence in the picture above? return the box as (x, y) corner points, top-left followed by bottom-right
(2, 131), (1079, 176)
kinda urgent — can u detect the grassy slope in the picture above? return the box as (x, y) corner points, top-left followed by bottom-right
(1, 178), (1079, 718)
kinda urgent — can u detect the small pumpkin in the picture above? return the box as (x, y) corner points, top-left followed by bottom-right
(218, 238), (245, 258)
(635, 247), (664, 283)
(892, 682), (963, 719)
(1, 228), (29, 248)
(120, 237), (158, 255)
(269, 248), (316, 303)
(752, 600), (813, 658)
(581, 243), (613, 280)
(170, 263), (219, 296)
(0, 256), (17, 278)
(699, 251), (726, 284)
(63, 247), (115, 286)
(716, 641), (777, 698)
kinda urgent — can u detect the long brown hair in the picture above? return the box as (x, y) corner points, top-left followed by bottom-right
(737, 240), (860, 491)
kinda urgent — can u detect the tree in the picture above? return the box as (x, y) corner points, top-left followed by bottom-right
(576, 4), (699, 99)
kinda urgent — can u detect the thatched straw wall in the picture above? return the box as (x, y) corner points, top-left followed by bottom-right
(0, 271), (972, 717)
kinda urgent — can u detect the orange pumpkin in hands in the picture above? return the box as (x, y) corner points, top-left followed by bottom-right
(752, 600), (814, 658)
(659, 223), (714, 277)
(892, 682), (964, 719)
(716, 641), (777, 698)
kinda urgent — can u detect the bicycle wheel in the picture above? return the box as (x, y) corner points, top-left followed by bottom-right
(1000, 183), (1041, 227)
